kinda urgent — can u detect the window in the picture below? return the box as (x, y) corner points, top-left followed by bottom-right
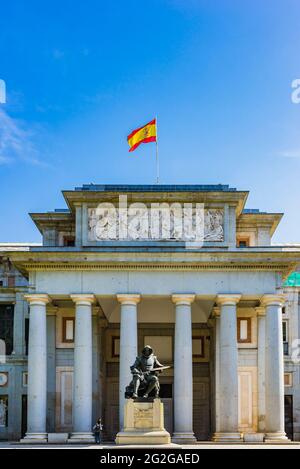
(284, 373), (293, 387)
(283, 320), (289, 355)
(0, 395), (8, 427)
(0, 304), (14, 355)
(144, 335), (173, 362)
(22, 372), (28, 387)
(237, 318), (251, 343)
(62, 318), (75, 343)
(63, 236), (75, 247)
(192, 336), (205, 358)
(25, 318), (29, 355)
(7, 277), (15, 288)
(237, 237), (250, 248)
(112, 336), (120, 358)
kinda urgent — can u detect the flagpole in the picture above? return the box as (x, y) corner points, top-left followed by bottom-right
(155, 115), (159, 184)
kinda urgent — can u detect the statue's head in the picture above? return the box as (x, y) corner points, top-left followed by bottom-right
(142, 345), (153, 357)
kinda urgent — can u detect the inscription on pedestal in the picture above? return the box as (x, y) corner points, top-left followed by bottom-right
(115, 398), (171, 445)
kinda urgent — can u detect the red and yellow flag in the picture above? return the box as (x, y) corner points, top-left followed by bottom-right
(127, 118), (157, 152)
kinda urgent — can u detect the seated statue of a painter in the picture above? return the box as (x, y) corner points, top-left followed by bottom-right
(125, 345), (168, 399)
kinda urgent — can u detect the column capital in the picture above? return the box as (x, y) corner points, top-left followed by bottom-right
(70, 294), (95, 306)
(255, 306), (266, 317)
(261, 294), (285, 308)
(24, 294), (50, 305)
(172, 294), (195, 306)
(216, 294), (241, 306)
(117, 294), (141, 305)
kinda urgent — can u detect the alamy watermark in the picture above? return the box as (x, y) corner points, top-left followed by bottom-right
(88, 195), (210, 248)
(291, 78), (300, 104)
(0, 79), (6, 104)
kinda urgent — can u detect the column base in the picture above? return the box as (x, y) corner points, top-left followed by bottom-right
(68, 432), (95, 444)
(212, 432), (242, 442)
(264, 432), (289, 442)
(171, 432), (197, 444)
(20, 432), (48, 444)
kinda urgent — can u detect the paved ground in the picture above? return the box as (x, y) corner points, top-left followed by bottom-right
(1, 441), (300, 449)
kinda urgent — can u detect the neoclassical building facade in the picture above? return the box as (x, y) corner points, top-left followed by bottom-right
(0, 184), (300, 443)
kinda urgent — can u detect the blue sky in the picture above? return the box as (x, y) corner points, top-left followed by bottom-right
(0, 0), (300, 242)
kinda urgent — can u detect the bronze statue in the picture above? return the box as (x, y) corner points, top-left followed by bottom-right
(125, 345), (170, 399)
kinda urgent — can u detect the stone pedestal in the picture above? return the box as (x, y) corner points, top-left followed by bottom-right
(115, 399), (171, 445)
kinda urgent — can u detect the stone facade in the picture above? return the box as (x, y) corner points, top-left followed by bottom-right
(0, 184), (300, 442)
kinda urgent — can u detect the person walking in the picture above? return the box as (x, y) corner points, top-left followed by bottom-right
(93, 418), (103, 444)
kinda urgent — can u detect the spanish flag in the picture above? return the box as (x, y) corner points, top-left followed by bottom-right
(127, 118), (157, 152)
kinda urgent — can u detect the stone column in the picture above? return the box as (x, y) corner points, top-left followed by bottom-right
(22, 294), (49, 441)
(13, 292), (26, 356)
(213, 294), (241, 442)
(256, 306), (266, 433)
(47, 307), (57, 433)
(172, 294), (196, 443)
(261, 294), (288, 441)
(70, 294), (95, 441)
(117, 294), (140, 429)
(212, 307), (220, 434)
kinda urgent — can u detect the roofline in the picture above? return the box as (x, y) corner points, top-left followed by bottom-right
(62, 188), (250, 215)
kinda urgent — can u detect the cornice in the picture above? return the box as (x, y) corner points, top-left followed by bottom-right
(8, 251), (299, 281)
(17, 261), (293, 273)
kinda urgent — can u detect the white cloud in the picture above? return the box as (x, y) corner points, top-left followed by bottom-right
(0, 108), (47, 166)
(279, 150), (300, 159)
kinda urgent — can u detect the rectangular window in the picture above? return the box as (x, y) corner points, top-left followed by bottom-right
(0, 304), (14, 355)
(22, 372), (28, 387)
(112, 336), (120, 358)
(0, 395), (8, 427)
(192, 336), (205, 358)
(62, 318), (75, 343)
(237, 318), (251, 343)
(237, 237), (250, 247)
(284, 373), (293, 387)
(7, 277), (15, 288)
(143, 335), (173, 362)
(283, 320), (289, 355)
(25, 318), (29, 355)
(282, 321), (288, 342)
(63, 236), (75, 247)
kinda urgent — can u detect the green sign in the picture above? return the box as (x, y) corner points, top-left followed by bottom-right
(283, 272), (300, 287)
